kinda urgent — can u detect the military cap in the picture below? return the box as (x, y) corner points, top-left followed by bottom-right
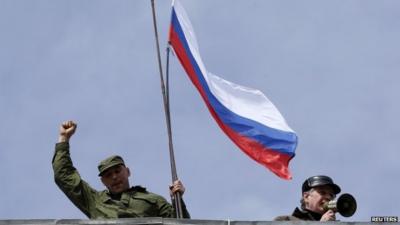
(302, 175), (341, 194)
(98, 155), (125, 176)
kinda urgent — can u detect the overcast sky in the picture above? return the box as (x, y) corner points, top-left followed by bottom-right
(1, 0), (399, 221)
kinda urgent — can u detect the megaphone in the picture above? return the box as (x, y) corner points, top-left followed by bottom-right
(324, 193), (357, 217)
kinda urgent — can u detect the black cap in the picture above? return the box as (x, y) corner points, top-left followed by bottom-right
(302, 175), (341, 194)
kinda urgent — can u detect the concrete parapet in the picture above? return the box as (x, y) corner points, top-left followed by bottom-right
(0, 218), (398, 225)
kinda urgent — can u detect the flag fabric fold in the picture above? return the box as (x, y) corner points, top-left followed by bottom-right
(168, 0), (298, 179)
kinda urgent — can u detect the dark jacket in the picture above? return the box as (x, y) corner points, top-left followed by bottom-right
(52, 142), (190, 219)
(274, 207), (322, 221)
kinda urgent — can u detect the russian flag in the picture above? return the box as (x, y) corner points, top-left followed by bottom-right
(168, 0), (298, 179)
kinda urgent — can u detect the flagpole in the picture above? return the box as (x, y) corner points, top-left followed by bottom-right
(150, 0), (183, 218)
(165, 44), (184, 218)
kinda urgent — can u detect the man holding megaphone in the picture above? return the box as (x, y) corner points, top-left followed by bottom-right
(275, 175), (356, 221)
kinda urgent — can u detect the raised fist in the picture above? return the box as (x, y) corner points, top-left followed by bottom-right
(58, 120), (77, 142)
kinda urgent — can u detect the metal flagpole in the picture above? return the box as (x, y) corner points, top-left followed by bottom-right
(150, 0), (183, 218)
(165, 44), (183, 218)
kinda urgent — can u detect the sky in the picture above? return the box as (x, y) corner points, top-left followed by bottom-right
(1, 0), (399, 221)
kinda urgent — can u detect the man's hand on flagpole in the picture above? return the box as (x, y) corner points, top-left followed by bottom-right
(169, 180), (185, 196)
(58, 120), (77, 143)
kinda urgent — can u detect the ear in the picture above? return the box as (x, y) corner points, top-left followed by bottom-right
(100, 176), (106, 186)
(126, 167), (131, 177)
(303, 191), (310, 199)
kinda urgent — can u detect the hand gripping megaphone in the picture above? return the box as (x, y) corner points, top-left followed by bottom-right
(324, 193), (357, 217)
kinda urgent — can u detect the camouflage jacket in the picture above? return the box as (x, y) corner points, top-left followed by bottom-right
(52, 142), (190, 219)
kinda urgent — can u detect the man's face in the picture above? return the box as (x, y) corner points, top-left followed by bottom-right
(303, 185), (336, 214)
(100, 165), (130, 194)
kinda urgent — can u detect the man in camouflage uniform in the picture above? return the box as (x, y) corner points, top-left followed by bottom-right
(274, 175), (341, 221)
(53, 120), (190, 219)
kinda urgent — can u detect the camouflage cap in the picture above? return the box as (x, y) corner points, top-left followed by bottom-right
(98, 155), (125, 176)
